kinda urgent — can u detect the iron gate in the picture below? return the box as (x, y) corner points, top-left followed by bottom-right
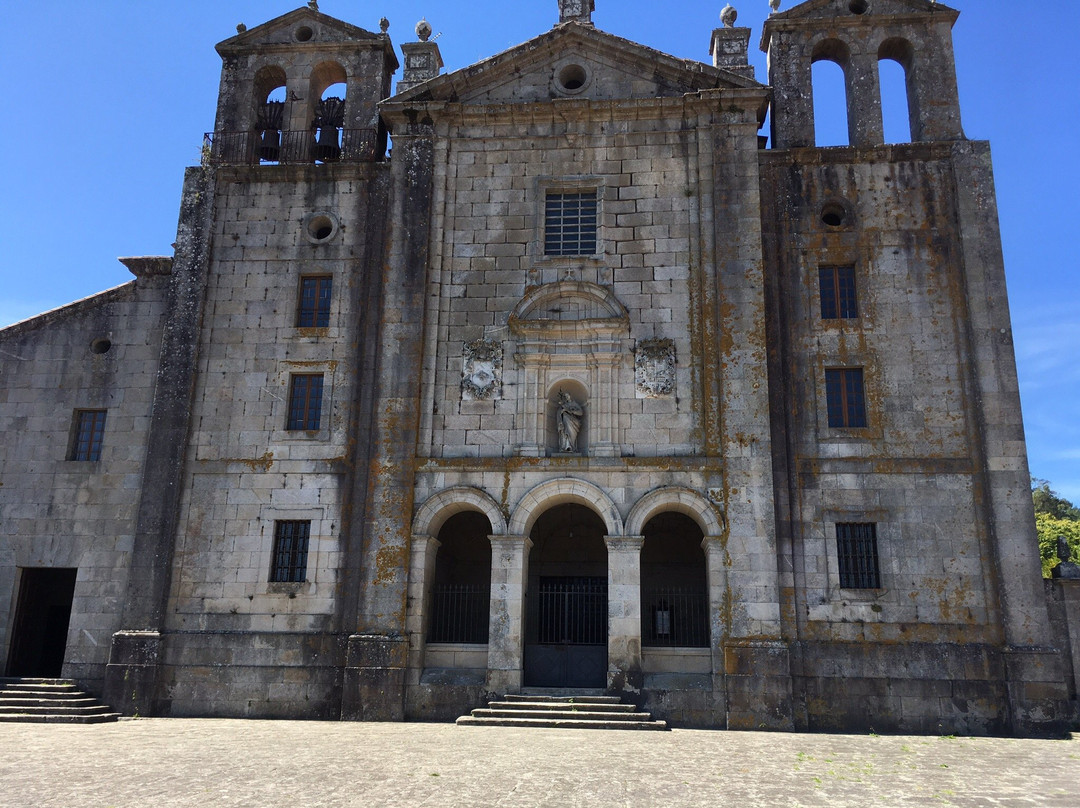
(525, 576), (607, 688)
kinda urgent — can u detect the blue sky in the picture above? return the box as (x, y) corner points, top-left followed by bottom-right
(1, 1), (1077, 499)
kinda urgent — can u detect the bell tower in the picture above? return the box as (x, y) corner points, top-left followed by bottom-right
(210, 6), (398, 162)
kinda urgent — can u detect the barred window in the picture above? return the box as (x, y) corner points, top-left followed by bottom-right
(825, 367), (867, 428)
(836, 523), (881, 589)
(70, 410), (107, 461)
(270, 520), (310, 583)
(286, 374), (324, 431)
(544, 190), (598, 256)
(297, 276), (333, 328)
(819, 266), (858, 320)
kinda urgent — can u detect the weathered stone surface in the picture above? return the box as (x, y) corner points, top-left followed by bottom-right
(1, 1), (1077, 735)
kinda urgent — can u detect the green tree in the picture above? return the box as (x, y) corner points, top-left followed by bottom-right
(1032, 479), (1080, 576)
(1036, 514), (1080, 577)
(1031, 478), (1080, 520)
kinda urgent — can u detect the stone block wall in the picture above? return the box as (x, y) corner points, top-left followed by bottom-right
(160, 163), (389, 716)
(0, 278), (169, 692)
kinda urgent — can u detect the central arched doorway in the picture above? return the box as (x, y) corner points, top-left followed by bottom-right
(523, 504), (608, 688)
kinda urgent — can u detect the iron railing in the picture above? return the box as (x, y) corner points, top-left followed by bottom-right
(203, 128), (379, 166)
(537, 576), (607, 645)
(642, 587), (709, 648)
(427, 584), (489, 644)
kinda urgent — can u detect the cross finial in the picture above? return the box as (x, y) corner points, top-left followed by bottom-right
(558, 0), (595, 25)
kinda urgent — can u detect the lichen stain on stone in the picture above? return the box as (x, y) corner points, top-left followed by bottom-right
(374, 544), (407, 587)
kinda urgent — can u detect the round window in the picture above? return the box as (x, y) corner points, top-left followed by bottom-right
(305, 212), (339, 244)
(553, 62), (591, 96)
(296, 26), (314, 42)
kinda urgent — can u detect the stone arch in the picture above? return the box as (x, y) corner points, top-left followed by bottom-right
(877, 37), (917, 142)
(625, 486), (724, 537)
(412, 486), (507, 538)
(508, 478), (623, 537)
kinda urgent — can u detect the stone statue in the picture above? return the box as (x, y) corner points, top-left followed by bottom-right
(556, 390), (584, 453)
(1053, 536), (1080, 579)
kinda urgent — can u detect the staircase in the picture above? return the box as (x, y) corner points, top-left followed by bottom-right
(0, 678), (121, 724)
(457, 693), (668, 730)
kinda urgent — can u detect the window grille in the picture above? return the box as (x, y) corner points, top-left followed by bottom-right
(270, 520), (311, 583)
(642, 587), (709, 647)
(71, 410), (107, 461)
(825, 368), (867, 428)
(536, 577), (607, 645)
(819, 266), (858, 319)
(544, 191), (598, 256)
(297, 276), (333, 328)
(836, 523), (881, 589)
(427, 584), (490, 644)
(286, 374), (324, 431)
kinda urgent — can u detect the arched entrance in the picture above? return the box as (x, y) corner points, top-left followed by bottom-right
(523, 504), (608, 688)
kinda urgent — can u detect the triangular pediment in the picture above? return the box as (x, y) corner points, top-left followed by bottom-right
(390, 21), (762, 106)
(216, 7), (387, 56)
(768, 0), (958, 23)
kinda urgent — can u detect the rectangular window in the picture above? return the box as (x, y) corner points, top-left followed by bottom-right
(836, 523), (881, 589)
(297, 276), (333, 328)
(825, 368), (867, 428)
(819, 266), (858, 319)
(70, 410), (107, 461)
(544, 190), (598, 256)
(270, 520), (311, 583)
(286, 374), (324, 431)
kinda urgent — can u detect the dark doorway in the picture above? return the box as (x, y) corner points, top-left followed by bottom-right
(524, 504), (607, 688)
(6, 568), (77, 678)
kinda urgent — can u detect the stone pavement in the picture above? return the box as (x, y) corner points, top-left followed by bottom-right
(1, 719), (1077, 807)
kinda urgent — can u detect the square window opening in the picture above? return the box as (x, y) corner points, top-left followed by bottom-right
(70, 409), (107, 461)
(836, 522), (881, 589)
(819, 266), (858, 320)
(297, 275), (333, 328)
(286, 374), (324, 431)
(270, 520), (311, 583)
(544, 190), (598, 257)
(825, 367), (867, 428)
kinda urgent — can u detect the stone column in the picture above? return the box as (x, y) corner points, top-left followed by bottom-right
(404, 535), (440, 689)
(846, 52), (884, 148)
(605, 536), (644, 693)
(487, 535), (531, 694)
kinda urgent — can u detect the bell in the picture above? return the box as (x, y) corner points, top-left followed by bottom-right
(258, 128), (281, 162)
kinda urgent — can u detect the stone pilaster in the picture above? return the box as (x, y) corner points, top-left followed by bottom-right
(487, 535), (532, 694)
(405, 535), (441, 687)
(605, 536), (644, 693)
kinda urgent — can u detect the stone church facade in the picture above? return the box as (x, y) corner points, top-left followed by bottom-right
(2, 0), (1078, 734)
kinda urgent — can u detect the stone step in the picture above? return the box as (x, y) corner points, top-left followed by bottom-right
(0, 696), (100, 709)
(486, 700), (637, 713)
(0, 704), (117, 716)
(456, 716), (668, 730)
(0, 682), (79, 693)
(0, 712), (122, 725)
(472, 708), (656, 722)
(502, 694), (623, 704)
(0, 678), (77, 686)
(0, 678), (119, 724)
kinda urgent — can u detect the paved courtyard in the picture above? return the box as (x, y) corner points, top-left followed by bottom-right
(1, 719), (1077, 807)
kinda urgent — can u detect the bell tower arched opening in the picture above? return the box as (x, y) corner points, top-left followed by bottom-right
(524, 504), (608, 688)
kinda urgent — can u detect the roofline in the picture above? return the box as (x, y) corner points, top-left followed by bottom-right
(760, 0), (960, 52)
(0, 282), (137, 340)
(388, 20), (763, 106)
